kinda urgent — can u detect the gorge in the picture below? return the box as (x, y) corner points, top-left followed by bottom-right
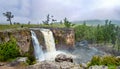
(0, 28), (108, 69)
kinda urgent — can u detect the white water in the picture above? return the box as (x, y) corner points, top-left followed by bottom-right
(40, 28), (56, 52)
(31, 30), (44, 61)
(39, 28), (75, 61)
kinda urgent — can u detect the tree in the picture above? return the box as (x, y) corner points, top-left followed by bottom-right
(28, 21), (31, 25)
(3, 12), (14, 25)
(51, 16), (57, 23)
(102, 20), (113, 44)
(60, 20), (63, 24)
(115, 26), (120, 51)
(42, 14), (50, 25)
(63, 17), (75, 28)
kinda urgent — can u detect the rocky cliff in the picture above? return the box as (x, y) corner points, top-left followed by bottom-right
(0, 28), (75, 55)
(0, 29), (31, 55)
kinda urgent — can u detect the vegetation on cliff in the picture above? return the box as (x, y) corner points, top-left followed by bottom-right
(0, 37), (20, 61)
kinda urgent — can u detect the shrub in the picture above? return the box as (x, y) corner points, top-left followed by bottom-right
(23, 46), (36, 65)
(101, 56), (116, 66)
(116, 57), (120, 65)
(25, 52), (36, 65)
(63, 18), (75, 28)
(0, 37), (20, 61)
(88, 55), (120, 68)
(88, 55), (101, 66)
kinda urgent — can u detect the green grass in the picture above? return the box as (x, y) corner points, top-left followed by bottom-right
(0, 24), (67, 30)
(0, 24), (40, 30)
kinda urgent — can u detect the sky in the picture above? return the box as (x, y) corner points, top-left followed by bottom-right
(0, 0), (120, 24)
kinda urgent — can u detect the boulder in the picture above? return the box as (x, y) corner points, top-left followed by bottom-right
(55, 54), (73, 62)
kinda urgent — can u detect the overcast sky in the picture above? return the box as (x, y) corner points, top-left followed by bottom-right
(0, 0), (120, 24)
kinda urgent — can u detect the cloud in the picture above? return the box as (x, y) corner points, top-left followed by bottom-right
(0, 0), (31, 24)
(0, 0), (120, 24)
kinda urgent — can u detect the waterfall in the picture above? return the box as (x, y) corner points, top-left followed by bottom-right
(31, 30), (44, 61)
(30, 28), (104, 63)
(31, 28), (73, 61)
(40, 28), (56, 52)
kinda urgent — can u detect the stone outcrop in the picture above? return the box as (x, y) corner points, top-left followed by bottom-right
(26, 61), (82, 69)
(55, 54), (73, 62)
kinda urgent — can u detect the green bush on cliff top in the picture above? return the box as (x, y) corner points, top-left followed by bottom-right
(0, 37), (20, 61)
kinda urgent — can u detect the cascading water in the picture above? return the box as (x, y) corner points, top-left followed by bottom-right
(40, 28), (56, 52)
(40, 28), (62, 61)
(31, 30), (44, 61)
(31, 28), (104, 63)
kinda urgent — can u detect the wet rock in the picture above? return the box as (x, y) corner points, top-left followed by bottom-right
(26, 61), (82, 69)
(89, 65), (108, 69)
(55, 54), (73, 62)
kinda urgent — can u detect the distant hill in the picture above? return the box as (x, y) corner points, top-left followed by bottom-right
(72, 20), (120, 26)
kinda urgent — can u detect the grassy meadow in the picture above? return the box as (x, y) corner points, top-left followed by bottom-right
(0, 23), (69, 30)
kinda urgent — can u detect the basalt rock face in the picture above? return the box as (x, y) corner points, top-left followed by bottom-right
(0, 29), (32, 55)
(50, 28), (75, 50)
